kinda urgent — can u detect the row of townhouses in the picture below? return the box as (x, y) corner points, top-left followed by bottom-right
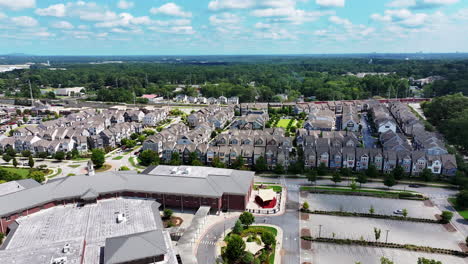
(187, 106), (234, 128)
(175, 95), (239, 105)
(0, 108), (169, 155)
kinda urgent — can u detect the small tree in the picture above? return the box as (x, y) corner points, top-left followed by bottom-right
(356, 172), (368, 187)
(384, 174), (396, 189)
(91, 149), (105, 168)
(380, 257), (395, 264)
(119, 166), (130, 171)
(170, 152), (182, 165)
(456, 190), (468, 208)
(29, 171), (45, 183)
(440, 211), (453, 224)
(139, 149), (159, 166)
(261, 231), (276, 249)
(302, 201), (310, 211)
(21, 150), (31, 157)
(374, 227), (381, 241)
(402, 208), (408, 217)
(232, 220), (243, 234)
(332, 172), (342, 186)
(239, 212), (255, 228)
(366, 164), (379, 178)
(2, 154), (12, 163)
(28, 155), (34, 168)
(306, 169), (317, 185)
(242, 252), (255, 264)
(417, 258), (442, 264)
(224, 234), (246, 262)
(392, 165), (405, 180)
(317, 162), (328, 176)
(254, 156), (268, 172)
(273, 164), (284, 174)
(350, 179), (358, 191)
(163, 209), (173, 219)
(369, 205), (375, 214)
(54, 151), (66, 161)
(231, 156), (245, 170)
(420, 168), (434, 182)
(12, 157), (18, 167)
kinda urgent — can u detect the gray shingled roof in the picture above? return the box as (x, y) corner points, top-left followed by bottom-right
(0, 166), (254, 217)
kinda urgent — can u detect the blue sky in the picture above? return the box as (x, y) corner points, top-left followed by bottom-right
(0, 0), (468, 55)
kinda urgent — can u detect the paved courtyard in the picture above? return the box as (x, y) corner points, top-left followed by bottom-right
(305, 243), (468, 264)
(3, 198), (163, 264)
(305, 193), (441, 219)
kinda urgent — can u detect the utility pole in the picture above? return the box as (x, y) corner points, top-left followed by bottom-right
(385, 229), (389, 243)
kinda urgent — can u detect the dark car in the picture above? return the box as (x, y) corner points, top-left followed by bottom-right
(409, 184), (421, 188)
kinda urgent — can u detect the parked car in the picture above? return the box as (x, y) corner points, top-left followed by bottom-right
(134, 151), (140, 155)
(409, 184), (421, 188)
(393, 209), (403, 215)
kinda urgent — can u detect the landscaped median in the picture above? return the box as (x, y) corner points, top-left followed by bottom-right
(301, 236), (468, 257)
(300, 186), (426, 200)
(301, 209), (442, 224)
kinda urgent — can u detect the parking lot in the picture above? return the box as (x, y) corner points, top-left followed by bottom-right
(301, 192), (466, 263)
(306, 193), (440, 219)
(305, 243), (468, 264)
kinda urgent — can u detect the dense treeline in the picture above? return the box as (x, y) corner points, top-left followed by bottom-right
(423, 93), (468, 152)
(0, 58), (467, 103)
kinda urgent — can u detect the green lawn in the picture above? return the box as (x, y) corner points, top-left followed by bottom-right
(68, 164), (80, 168)
(448, 198), (468, 220)
(254, 184), (282, 193)
(48, 168), (62, 178)
(128, 157), (146, 169)
(112, 156), (124, 160)
(1, 167), (30, 178)
(276, 119), (295, 128)
(95, 164), (112, 172)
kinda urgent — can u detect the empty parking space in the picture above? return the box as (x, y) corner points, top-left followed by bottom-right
(308, 242), (468, 264)
(304, 214), (461, 250)
(305, 193), (440, 219)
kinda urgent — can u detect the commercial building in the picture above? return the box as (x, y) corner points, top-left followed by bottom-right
(0, 165), (254, 234)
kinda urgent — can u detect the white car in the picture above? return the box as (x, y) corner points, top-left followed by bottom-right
(393, 209), (404, 215)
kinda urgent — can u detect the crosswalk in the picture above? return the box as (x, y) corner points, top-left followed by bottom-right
(199, 240), (217, 246)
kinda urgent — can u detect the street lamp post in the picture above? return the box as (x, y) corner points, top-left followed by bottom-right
(223, 215), (227, 238)
(318, 224), (323, 238)
(385, 230), (389, 243)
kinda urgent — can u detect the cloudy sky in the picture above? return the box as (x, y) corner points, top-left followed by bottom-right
(0, 0), (468, 55)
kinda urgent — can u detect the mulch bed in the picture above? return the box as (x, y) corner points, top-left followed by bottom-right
(301, 228), (312, 250)
(163, 216), (183, 228)
(301, 213), (309, 220)
(424, 200), (435, 207)
(443, 223), (457, 232)
(459, 243), (468, 252)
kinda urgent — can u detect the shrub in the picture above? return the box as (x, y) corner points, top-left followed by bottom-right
(440, 211), (453, 224)
(163, 209), (173, 219)
(302, 201), (310, 210)
(261, 231), (276, 249)
(119, 166), (130, 171)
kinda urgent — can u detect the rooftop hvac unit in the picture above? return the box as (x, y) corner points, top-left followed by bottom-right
(51, 257), (67, 264)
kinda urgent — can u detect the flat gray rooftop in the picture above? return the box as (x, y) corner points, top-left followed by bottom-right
(2, 198), (164, 264)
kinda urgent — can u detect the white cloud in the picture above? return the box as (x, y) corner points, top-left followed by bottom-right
(255, 22), (272, 29)
(329, 15), (352, 26)
(95, 13), (152, 28)
(0, 12), (7, 20)
(33, 31), (54, 37)
(387, 0), (416, 8)
(209, 13), (241, 26)
(11, 16), (39, 27)
(0, 0), (35, 10)
(387, 0), (458, 9)
(372, 9), (429, 27)
(208, 0), (254, 10)
(314, 29), (328, 36)
(52, 21), (74, 29)
(35, 4), (66, 17)
(117, 0), (134, 9)
(149, 25), (195, 35)
(66, 2), (118, 22)
(316, 0), (345, 8)
(251, 8), (332, 24)
(150, 3), (192, 18)
(255, 28), (297, 40)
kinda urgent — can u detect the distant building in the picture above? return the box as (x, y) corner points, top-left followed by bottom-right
(55, 87), (84, 97)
